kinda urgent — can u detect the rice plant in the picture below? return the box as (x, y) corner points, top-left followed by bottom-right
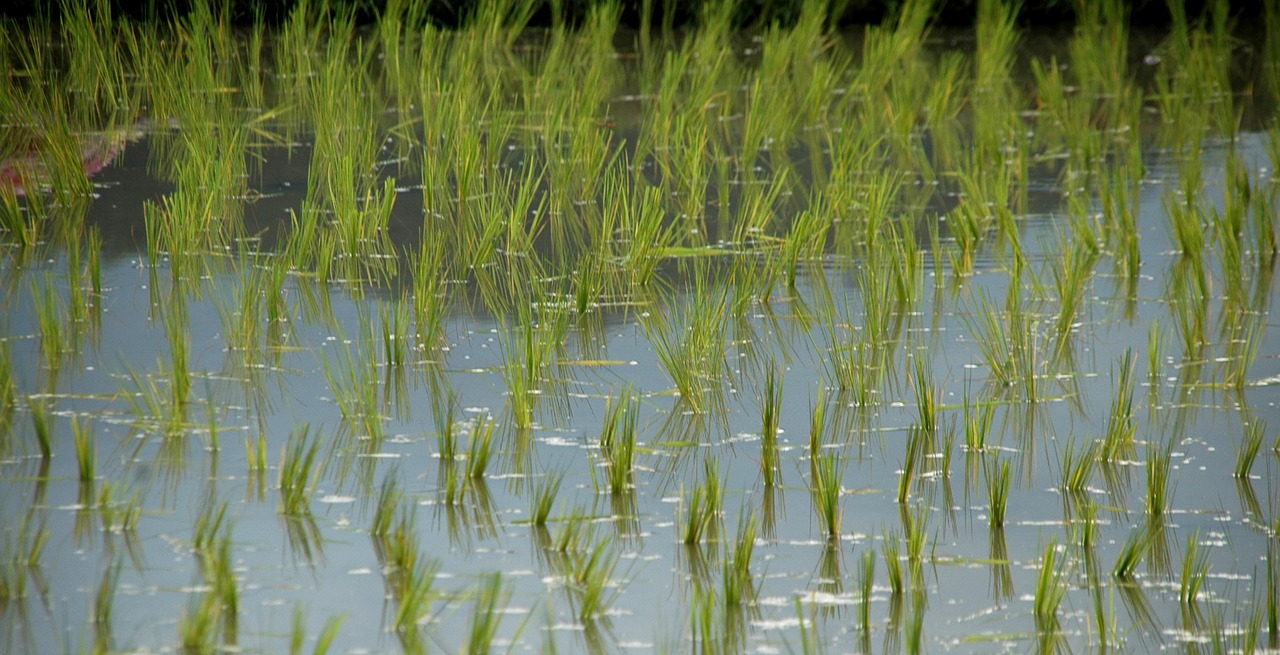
(465, 573), (508, 654)
(288, 604), (346, 655)
(1059, 438), (1097, 494)
(988, 459), (1011, 529)
(1178, 531), (1211, 606)
(1234, 420), (1264, 479)
(859, 550), (875, 638)
(682, 459), (724, 545)
(93, 560), (121, 653)
(97, 482), (142, 535)
(568, 535), (623, 622)
(29, 397), (52, 460)
(912, 357), (937, 441)
(641, 283), (730, 414)
(0, 341), (15, 439)
(599, 388), (638, 495)
(71, 415), (95, 484)
(898, 426), (925, 504)
(963, 392), (996, 456)
(1145, 440), (1174, 519)
(811, 450), (843, 541)
(1100, 351), (1137, 463)
(466, 413), (497, 481)
(1113, 526), (1151, 582)
(530, 471), (564, 528)
(1267, 541), (1278, 646)
(721, 510), (758, 610)
(1034, 540), (1069, 647)
(279, 425), (322, 516)
(962, 289), (1041, 398)
(760, 363), (783, 489)
(883, 531), (904, 597)
(807, 382), (829, 481)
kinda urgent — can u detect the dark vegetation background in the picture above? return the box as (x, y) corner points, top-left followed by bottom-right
(0, 0), (1271, 29)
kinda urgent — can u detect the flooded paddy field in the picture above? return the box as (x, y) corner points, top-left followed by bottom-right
(3, 1), (1280, 652)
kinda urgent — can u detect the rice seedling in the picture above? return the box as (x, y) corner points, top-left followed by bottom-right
(1179, 530), (1211, 607)
(1167, 257), (1211, 359)
(599, 388), (638, 495)
(1049, 241), (1097, 362)
(465, 413), (496, 481)
(1034, 540), (1068, 646)
(279, 425), (322, 516)
(963, 391), (996, 457)
(1234, 419), (1264, 479)
(28, 396), (53, 460)
(97, 482), (142, 535)
(205, 532), (241, 644)
(859, 550), (875, 638)
(370, 476), (400, 541)
(988, 459), (1011, 529)
(1113, 526), (1150, 582)
(883, 531), (904, 596)
(898, 426), (925, 505)
(1059, 437), (1097, 495)
(721, 510), (758, 610)
(71, 414), (95, 484)
(682, 459), (724, 545)
(1145, 439), (1174, 519)
(530, 471), (564, 529)
(32, 277), (70, 382)
(245, 432), (267, 475)
(811, 450), (843, 541)
(1101, 351), (1138, 463)
(906, 587), (927, 655)
(93, 559), (121, 654)
(807, 382), (829, 476)
(0, 341), (14, 440)
(642, 282), (730, 413)
(759, 369), (783, 490)
(912, 357), (937, 441)
(289, 604), (346, 655)
(465, 572), (508, 654)
(497, 313), (549, 431)
(962, 289), (1040, 398)
(179, 589), (224, 654)
(1267, 541), (1278, 647)
(974, 0), (1018, 94)
(568, 534), (623, 622)
(319, 335), (382, 440)
(391, 556), (439, 638)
